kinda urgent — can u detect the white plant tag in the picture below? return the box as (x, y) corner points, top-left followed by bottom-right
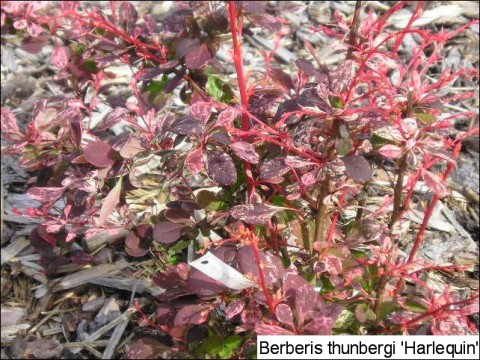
(189, 252), (256, 290)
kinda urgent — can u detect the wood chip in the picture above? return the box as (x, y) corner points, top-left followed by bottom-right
(89, 276), (164, 296)
(70, 309), (134, 355)
(52, 260), (130, 292)
(1, 237), (30, 265)
(82, 229), (128, 252)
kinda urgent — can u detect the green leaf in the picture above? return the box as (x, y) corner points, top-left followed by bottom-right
(224, 335), (243, 349)
(333, 310), (359, 334)
(405, 298), (428, 313)
(370, 128), (401, 148)
(72, 43), (86, 55)
(416, 112), (436, 125)
(206, 75), (234, 104)
(329, 95), (344, 109)
(218, 347), (233, 358)
(94, 27), (106, 35)
(196, 190), (223, 211)
(335, 136), (352, 156)
(147, 76), (168, 95)
(84, 58), (99, 73)
(355, 303), (376, 323)
(230, 162), (246, 194)
(271, 196), (297, 222)
(319, 274), (334, 294)
(199, 335), (223, 356)
(378, 301), (400, 321)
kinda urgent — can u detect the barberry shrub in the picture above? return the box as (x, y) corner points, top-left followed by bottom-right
(1, 1), (479, 357)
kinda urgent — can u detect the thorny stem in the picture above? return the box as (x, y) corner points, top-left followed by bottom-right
(386, 294), (480, 334)
(250, 232), (276, 314)
(314, 1), (362, 255)
(228, 1), (249, 134)
(228, 1), (275, 314)
(393, 143), (463, 298)
(376, 89), (414, 321)
(322, 188), (348, 258)
(228, 1), (255, 202)
(390, 89), (415, 228)
(407, 143), (462, 264)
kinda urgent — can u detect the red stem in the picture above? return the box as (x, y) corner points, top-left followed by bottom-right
(228, 1), (249, 133)
(407, 143), (462, 263)
(250, 233), (276, 313)
(228, 2), (275, 314)
(322, 188), (348, 258)
(228, 1), (255, 202)
(404, 294), (479, 328)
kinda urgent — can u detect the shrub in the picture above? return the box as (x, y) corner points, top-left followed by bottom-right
(1, 1), (479, 357)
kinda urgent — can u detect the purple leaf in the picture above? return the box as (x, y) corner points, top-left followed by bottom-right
(230, 203), (284, 225)
(153, 222), (185, 245)
(341, 155), (372, 182)
(255, 324), (294, 335)
(125, 231), (151, 257)
(283, 274), (317, 325)
(156, 303), (176, 326)
(237, 245), (284, 287)
(186, 148), (204, 175)
(302, 315), (336, 335)
(174, 304), (213, 326)
(185, 44), (211, 70)
(259, 158), (290, 181)
(119, 1), (138, 33)
(275, 303), (295, 329)
(170, 115), (204, 135)
(84, 140), (117, 168)
(210, 245), (237, 264)
(190, 102), (212, 124)
(229, 141), (260, 164)
(209, 130), (232, 145)
(27, 186), (65, 203)
(21, 35), (49, 54)
(175, 38), (200, 57)
(187, 270), (229, 296)
(152, 264), (191, 301)
(98, 177), (123, 225)
(295, 58), (316, 76)
(269, 68), (294, 90)
(216, 107), (239, 127)
(69, 116), (82, 148)
(205, 150), (237, 185)
(225, 300), (245, 319)
(164, 208), (195, 226)
(274, 99), (301, 124)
